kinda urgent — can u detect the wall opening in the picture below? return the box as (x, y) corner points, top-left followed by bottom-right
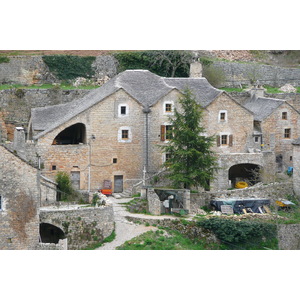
(228, 163), (261, 187)
(52, 123), (86, 145)
(40, 223), (65, 244)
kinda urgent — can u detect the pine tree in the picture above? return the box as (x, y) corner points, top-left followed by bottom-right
(161, 88), (218, 190)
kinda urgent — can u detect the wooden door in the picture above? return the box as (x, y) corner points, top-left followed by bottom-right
(114, 175), (123, 193)
(71, 171), (80, 190)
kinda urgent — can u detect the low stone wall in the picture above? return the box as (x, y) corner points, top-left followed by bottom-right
(190, 181), (293, 214)
(39, 205), (114, 250)
(278, 224), (300, 250)
(126, 216), (219, 245)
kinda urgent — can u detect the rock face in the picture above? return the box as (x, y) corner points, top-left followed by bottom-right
(280, 83), (297, 93)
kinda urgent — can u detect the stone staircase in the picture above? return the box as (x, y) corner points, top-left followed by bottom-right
(112, 187), (133, 199)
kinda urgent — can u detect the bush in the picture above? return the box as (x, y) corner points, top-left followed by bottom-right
(198, 218), (277, 249)
(0, 56), (10, 64)
(42, 55), (96, 80)
(202, 65), (226, 88)
(55, 171), (74, 201)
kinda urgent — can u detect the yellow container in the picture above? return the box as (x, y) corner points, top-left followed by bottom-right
(235, 181), (248, 189)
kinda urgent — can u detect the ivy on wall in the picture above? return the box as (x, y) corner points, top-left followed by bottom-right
(0, 56), (10, 64)
(42, 55), (96, 80)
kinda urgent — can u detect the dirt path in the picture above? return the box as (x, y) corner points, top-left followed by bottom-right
(96, 197), (159, 250)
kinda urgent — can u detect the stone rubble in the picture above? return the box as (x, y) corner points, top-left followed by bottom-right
(280, 83), (297, 93)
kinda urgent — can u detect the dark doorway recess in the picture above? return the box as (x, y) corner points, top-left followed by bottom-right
(52, 123), (86, 145)
(40, 223), (65, 244)
(228, 163), (261, 186)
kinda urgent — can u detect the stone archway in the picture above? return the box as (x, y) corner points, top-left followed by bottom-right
(52, 123), (86, 145)
(228, 163), (262, 187)
(39, 223), (65, 244)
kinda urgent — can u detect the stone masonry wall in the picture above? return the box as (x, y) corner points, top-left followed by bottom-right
(0, 145), (40, 250)
(278, 224), (300, 250)
(190, 181), (293, 214)
(39, 205), (114, 250)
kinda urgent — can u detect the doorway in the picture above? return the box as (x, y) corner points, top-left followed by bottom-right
(114, 175), (123, 193)
(71, 171), (80, 190)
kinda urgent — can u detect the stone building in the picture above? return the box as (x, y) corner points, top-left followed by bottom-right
(244, 88), (300, 172)
(292, 137), (300, 197)
(0, 145), (40, 249)
(0, 111), (7, 142)
(26, 67), (280, 192)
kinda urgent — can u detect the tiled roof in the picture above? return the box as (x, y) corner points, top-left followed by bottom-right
(31, 70), (222, 139)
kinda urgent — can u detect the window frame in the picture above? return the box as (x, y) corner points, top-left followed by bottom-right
(282, 111), (288, 120)
(121, 130), (129, 139)
(118, 126), (132, 143)
(284, 128), (291, 139)
(118, 103), (129, 117)
(218, 110), (227, 123)
(163, 101), (174, 115)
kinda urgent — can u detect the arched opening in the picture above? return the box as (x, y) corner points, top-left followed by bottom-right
(40, 223), (65, 244)
(228, 163), (261, 187)
(52, 123), (86, 145)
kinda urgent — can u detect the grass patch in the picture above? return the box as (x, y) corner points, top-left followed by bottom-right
(116, 229), (218, 250)
(264, 85), (283, 93)
(82, 230), (116, 250)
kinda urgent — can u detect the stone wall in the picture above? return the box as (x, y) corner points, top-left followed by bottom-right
(0, 145), (40, 250)
(39, 205), (114, 250)
(213, 61), (300, 87)
(278, 224), (300, 250)
(0, 55), (118, 85)
(190, 181), (293, 214)
(293, 144), (300, 197)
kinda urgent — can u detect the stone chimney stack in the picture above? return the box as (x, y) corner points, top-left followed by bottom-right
(250, 87), (265, 99)
(189, 61), (203, 78)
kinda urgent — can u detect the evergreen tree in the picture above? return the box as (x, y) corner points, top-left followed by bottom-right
(161, 88), (218, 190)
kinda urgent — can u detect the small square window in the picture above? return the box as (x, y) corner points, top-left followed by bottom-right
(52, 165), (57, 171)
(282, 112), (287, 120)
(220, 112), (226, 121)
(120, 106), (126, 115)
(254, 136), (259, 143)
(221, 135), (228, 145)
(113, 158), (117, 164)
(122, 130), (129, 139)
(284, 128), (291, 139)
(165, 153), (171, 161)
(165, 103), (172, 112)
(290, 156), (293, 161)
(165, 125), (173, 140)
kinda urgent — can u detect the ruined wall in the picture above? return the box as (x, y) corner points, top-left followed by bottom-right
(0, 145), (40, 250)
(190, 181), (293, 214)
(39, 205), (114, 250)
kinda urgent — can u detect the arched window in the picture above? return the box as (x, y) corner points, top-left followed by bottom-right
(52, 123), (86, 145)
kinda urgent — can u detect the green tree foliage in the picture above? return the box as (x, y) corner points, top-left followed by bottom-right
(55, 171), (73, 201)
(42, 55), (96, 80)
(161, 88), (218, 190)
(113, 50), (193, 77)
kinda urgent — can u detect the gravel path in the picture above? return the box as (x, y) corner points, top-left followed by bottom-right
(96, 197), (160, 250)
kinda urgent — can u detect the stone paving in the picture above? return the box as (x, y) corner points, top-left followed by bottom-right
(96, 196), (178, 250)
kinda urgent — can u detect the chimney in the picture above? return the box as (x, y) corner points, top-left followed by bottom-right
(250, 87), (265, 99)
(189, 61), (202, 78)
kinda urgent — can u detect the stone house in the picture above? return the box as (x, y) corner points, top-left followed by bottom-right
(244, 88), (300, 172)
(26, 66), (278, 192)
(0, 111), (7, 142)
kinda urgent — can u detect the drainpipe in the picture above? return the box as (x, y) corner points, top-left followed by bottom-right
(143, 105), (151, 175)
(88, 135), (96, 193)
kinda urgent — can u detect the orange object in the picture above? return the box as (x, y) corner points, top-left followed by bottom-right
(101, 189), (112, 196)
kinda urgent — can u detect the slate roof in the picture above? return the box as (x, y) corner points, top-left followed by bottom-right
(31, 70), (222, 140)
(243, 96), (285, 121)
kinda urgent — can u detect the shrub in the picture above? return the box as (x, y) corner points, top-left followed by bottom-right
(202, 65), (226, 88)
(55, 171), (74, 201)
(42, 55), (96, 80)
(0, 56), (9, 63)
(198, 218), (277, 249)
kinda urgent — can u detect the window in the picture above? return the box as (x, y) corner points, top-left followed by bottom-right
(165, 153), (171, 161)
(122, 130), (129, 139)
(165, 103), (172, 113)
(52, 165), (57, 171)
(217, 134), (233, 147)
(254, 136), (259, 143)
(0, 195), (2, 211)
(221, 135), (228, 145)
(161, 125), (173, 141)
(120, 106), (126, 115)
(113, 158), (118, 164)
(218, 110), (227, 122)
(284, 128), (291, 139)
(290, 156), (293, 161)
(282, 112), (287, 120)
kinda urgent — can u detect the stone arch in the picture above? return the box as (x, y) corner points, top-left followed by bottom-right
(52, 123), (86, 145)
(228, 163), (262, 187)
(40, 223), (65, 244)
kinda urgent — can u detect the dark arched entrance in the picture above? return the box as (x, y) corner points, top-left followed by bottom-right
(40, 223), (65, 244)
(52, 123), (86, 145)
(228, 163), (261, 187)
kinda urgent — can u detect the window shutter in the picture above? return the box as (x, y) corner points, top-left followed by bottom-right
(229, 135), (233, 147)
(216, 135), (220, 147)
(161, 125), (166, 141)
